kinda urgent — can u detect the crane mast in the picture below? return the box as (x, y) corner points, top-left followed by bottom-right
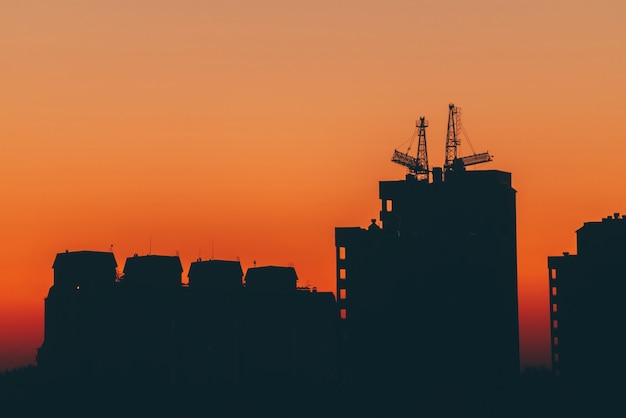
(415, 117), (429, 181)
(444, 103), (459, 171)
(444, 103), (492, 173)
(391, 117), (429, 181)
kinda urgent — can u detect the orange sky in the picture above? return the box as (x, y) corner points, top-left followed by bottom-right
(1, 0), (625, 371)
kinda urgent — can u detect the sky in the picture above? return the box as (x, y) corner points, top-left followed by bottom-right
(1, 0), (625, 371)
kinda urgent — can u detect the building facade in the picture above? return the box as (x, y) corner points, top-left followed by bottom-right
(37, 252), (339, 391)
(336, 169), (520, 391)
(548, 213), (626, 384)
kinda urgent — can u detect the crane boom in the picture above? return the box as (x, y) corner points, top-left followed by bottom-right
(391, 150), (419, 171)
(460, 151), (492, 167)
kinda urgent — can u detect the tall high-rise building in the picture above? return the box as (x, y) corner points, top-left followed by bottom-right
(548, 213), (626, 384)
(336, 168), (519, 390)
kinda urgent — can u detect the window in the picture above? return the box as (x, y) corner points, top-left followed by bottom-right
(552, 303), (558, 313)
(340, 309), (347, 319)
(554, 353), (559, 362)
(339, 269), (346, 279)
(385, 200), (393, 212)
(339, 289), (347, 299)
(550, 269), (557, 280)
(553, 337), (559, 346)
(553, 320), (558, 329)
(552, 287), (557, 297)
(339, 247), (346, 260)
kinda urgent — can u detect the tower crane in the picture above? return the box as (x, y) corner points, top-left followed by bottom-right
(391, 117), (429, 181)
(444, 103), (492, 173)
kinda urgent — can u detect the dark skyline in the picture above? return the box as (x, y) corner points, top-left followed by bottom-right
(3, 162), (626, 416)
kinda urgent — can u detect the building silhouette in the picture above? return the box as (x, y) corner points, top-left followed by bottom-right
(34, 105), (525, 410)
(336, 168), (520, 392)
(548, 213), (626, 385)
(37, 252), (339, 391)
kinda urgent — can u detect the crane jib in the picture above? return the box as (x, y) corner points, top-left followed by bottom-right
(459, 152), (492, 167)
(392, 150), (425, 172)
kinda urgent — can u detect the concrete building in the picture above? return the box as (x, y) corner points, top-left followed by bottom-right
(37, 251), (119, 380)
(37, 252), (339, 391)
(548, 213), (626, 384)
(336, 169), (520, 391)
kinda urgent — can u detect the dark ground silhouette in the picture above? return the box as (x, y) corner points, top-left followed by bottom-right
(2, 364), (623, 417)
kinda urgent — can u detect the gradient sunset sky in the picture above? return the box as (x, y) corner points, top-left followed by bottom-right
(2, 0), (625, 371)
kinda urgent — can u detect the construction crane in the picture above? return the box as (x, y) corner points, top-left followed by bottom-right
(444, 103), (492, 173)
(391, 116), (429, 181)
